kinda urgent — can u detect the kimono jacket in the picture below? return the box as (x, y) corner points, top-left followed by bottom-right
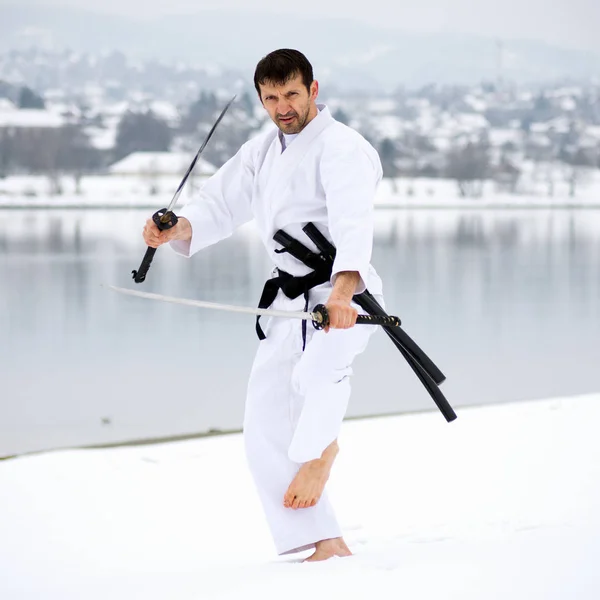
(171, 104), (383, 297)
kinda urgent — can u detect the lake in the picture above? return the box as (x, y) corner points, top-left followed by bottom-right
(1, 207), (598, 457)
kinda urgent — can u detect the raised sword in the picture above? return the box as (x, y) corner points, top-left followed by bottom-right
(131, 95), (237, 284)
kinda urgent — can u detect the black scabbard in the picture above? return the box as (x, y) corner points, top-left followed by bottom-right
(300, 222), (456, 422)
(302, 222), (447, 386)
(352, 291), (456, 422)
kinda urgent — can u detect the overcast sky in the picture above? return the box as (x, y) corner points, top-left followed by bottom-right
(18, 0), (600, 52)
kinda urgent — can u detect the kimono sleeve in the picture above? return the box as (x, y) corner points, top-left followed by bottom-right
(320, 141), (382, 294)
(169, 144), (254, 257)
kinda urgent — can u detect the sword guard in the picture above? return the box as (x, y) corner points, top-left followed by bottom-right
(153, 208), (178, 230)
(312, 304), (329, 330)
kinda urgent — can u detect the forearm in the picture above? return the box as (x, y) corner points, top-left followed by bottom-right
(172, 217), (192, 242)
(328, 271), (360, 303)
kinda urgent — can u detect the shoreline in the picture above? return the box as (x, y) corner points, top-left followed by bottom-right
(1, 392), (588, 462)
(1, 202), (600, 210)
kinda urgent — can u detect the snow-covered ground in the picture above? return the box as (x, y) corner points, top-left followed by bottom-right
(1, 175), (600, 208)
(1, 393), (599, 599)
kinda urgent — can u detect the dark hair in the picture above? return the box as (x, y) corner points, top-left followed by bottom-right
(254, 49), (314, 96)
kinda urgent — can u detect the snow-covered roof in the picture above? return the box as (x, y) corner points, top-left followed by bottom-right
(0, 109), (65, 128)
(0, 98), (16, 112)
(530, 122), (550, 134)
(528, 133), (552, 148)
(548, 86), (583, 98)
(431, 135), (452, 152)
(370, 115), (405, 139)
(85, 126), (117, 151)
(47, 102), (82, 119)
(546, 116), (572, 134)
(560, 97), (577, 112)
(489, 129), (522, 147)
(108, 152), (217, 176)
(366, 99), (397, 115)
(464, 95), (487, 113)
(148, 101), (180, 125)
(456, 113), (489, 131)
(585, 126), (600, 141)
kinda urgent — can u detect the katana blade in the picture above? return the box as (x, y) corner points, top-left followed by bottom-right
(106, 285), (402, 329)
(107, 284), (321, 322)
(166, 94), (236, 214)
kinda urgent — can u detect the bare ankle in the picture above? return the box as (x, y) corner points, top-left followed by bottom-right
(320, 440), (339, 466)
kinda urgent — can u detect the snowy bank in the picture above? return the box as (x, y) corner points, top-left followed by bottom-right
(1, 393), (599, 600)
(1, 175), (600, 208)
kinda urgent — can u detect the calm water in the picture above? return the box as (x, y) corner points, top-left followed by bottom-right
(1, 208), (599, 457)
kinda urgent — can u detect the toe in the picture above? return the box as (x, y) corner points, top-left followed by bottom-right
(283, 487), (294, 507)
(291, 495), (302, 509)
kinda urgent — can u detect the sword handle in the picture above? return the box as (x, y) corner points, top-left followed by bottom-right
(132, 208), (178, 284)
(312, 304), (401, 330)
(357, 313), (401, 327)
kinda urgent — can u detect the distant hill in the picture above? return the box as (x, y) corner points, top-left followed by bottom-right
(1, 5), (598, 90)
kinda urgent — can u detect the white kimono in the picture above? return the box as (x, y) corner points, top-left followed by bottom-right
(171, 104), (384, 555)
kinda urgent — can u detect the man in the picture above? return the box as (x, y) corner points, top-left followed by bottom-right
(143, 49), (384, 562)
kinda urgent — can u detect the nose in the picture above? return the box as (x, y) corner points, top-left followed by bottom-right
(277, 99), (292, 116)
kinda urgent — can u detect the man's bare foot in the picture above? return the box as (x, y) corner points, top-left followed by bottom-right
(283, 440), (339, 509)
(305, 537), (352, 562)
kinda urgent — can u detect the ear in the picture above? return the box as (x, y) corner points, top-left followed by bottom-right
(310, 80), (319, 101)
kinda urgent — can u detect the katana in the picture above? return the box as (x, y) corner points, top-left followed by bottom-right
(106, 284), (401, 330)
(131, 95), (237, 284)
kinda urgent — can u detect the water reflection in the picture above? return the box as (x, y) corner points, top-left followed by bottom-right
(1, 208), (598, 457)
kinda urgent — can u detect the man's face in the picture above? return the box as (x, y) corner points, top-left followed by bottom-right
(259, 73), (319, 135)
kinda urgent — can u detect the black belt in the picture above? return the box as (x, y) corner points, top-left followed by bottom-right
(256, 266), (331, 349)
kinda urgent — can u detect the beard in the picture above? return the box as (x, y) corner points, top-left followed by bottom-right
(275, 104), (310, 134)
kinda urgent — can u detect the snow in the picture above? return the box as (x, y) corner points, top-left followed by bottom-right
(147, 100), (180, 125)
(489, 128), (522, 147)
(0, 392), (598, 599)
(108, 152), (217, 177)
(0, 108), (65, 128)
(366, 99), (397, 115)
(464, 95), (487, 112)
(2, 174), (600, 208)
(530, 122), (550, 134)
(560, 97), (577, 112)
(455, 112), (489, 131)
(368, 114), (405, 139)
(84, 125), (117, 151)
(0, 98), (16, 111)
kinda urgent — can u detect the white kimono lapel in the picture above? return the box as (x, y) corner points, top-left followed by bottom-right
(263, 104), (335, 207)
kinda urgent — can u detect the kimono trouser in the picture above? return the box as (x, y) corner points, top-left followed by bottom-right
(243, 286), (382, 555)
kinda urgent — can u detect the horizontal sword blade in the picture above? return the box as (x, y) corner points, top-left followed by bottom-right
(105, 284), (317, 322)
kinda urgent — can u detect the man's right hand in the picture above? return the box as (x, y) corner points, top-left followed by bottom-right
(143, 216), (192, 248)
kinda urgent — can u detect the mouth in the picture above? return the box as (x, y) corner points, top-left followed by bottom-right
(278, 115), (296, 125)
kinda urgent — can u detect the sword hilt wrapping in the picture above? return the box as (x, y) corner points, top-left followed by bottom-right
(132, 208), (178, 284)
(312, 304), (401, 330)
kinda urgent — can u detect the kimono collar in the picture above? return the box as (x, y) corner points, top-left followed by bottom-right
(277, 104), (332, 150)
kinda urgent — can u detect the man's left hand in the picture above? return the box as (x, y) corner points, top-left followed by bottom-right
(324, 298), (358, 332)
